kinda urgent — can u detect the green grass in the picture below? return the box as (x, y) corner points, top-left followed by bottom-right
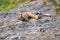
(42, 0), (46, 6)
(42, 0), (60, 14)
(0, 0), (34, 12)
(55, 8), (60, 14)
(52, 0), (60, 7)
(52, 0), (60, 14)
(1, 0), (60, 14)
(0, 4), (16, 11)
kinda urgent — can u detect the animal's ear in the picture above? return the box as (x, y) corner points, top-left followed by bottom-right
(20, 14), (22, 16)
(18, 15), (22, 20)
(18, 16), (20, 20)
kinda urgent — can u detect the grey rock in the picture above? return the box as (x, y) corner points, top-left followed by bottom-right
(0, 0), (60, 40)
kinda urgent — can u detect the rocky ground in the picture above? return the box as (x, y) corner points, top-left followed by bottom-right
(0, 0), (60, 40)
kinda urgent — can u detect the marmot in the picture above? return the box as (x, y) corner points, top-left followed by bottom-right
(18, 12), (41, 22)
(18, 12), (52, 22)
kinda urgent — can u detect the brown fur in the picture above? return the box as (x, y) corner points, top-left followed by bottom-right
(18, 12), (41, 21)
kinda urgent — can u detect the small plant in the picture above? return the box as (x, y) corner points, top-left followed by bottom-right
(52, 0), (60, 14)
(42, 0), (60, 14)
(0, 0), (34, 11)
(42, 0), (46, 6)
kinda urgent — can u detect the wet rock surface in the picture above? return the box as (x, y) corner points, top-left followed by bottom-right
(0, 1), (60, 40)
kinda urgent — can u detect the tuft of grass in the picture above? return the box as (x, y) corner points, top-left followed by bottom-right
(42, 0), (60, 14)
(52, 0), (60, 7)
(0, 0), (34, 12)
(42, 0), (46, 6)
(0, 4), (17, 11)
(55, 8), (60, 14)
(52, 0), (60, 14)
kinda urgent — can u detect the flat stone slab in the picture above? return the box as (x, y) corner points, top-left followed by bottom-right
(0, 1), (60, 40)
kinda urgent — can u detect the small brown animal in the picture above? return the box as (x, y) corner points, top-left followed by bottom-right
(18, 12), (41, 22)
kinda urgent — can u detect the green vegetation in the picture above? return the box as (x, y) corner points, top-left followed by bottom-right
(0, 0), (34, 11)
(43, 0), (60, 14)
(55, 8), (60, 14)
(0, 0), (60, 14)
(42, 0), (46, 6)
(52, 0), (60, 14)
(52, 0), (60, 6)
